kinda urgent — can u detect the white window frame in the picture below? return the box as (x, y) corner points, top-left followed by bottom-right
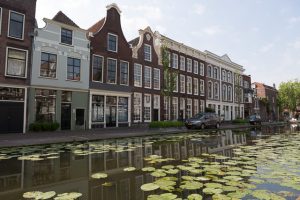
(200, 79), (205, 96)
(120, 60), (129, 86)
(5, 47), (28, 78)
(8, 10), (25, 40)
(207, 65), (212, 78)
(227, 71), (232, 83)
(173, 74), (178, 92)
(107, 58), (117, 84)
(193, 60), (198, 74)
(213, 67), (218, 80)
(0, 7), (2, 35)
(144, 66), (152, 89)
(194, 99), (199, 115)
(222, 70), (226, 81)
(208, 81), (213, 99)
(228, 86), (232, 101)
(153, 68), (160, 90)
(144, 44), (152, 62)
(133, 93), (142, 122)
(172, 53), (178, 69)
(172, 97), (178, 120)
(187, 58), (192, 72)
(187, 76), (192, 94)
(107, 33), (118, 52)
(199, 63), (204, 76)
(180, 98), (185, 119)
(214, 82), (219, 99)
(134, 63), (142, 87)
(187, 98), (192, 118)
(200, 100), (205, 112)
(39, 51), (57, 79)
(180, 74), (185, 93)
(92, 54), (104, 83)
(193, 78), (199, 95)
(60, 27), (73, 46)
(144, 94), (152, 122)
(180, 56), (185, 71)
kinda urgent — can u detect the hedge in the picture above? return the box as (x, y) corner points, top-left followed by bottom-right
(232, 119), (248, 124)
(149, 121), (185, 128)
(29, 122), (60, 132)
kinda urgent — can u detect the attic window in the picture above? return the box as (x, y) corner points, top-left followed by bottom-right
(61, 28), (72, 45)
(107, 33), (118, 52)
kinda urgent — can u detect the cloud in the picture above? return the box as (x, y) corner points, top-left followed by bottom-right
(288, 17), (300, 24)
(203, 26), (223, 36)
(194, 3), (206, 15)
(289, 39), (300, 49)
(259, 43), (274, 53)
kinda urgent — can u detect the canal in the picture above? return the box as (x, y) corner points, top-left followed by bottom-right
(0, 125), (299, 200)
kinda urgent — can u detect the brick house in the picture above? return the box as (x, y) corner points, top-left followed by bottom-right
(0, 0), (36, 133)
(243, 74), (253, 118)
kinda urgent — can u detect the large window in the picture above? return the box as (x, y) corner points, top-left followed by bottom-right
(92, 55), (103, 82)
(153, 68), (160, 90)
(0, 8), (2, 35)
(194, 99), (199, 115)
(187, 76), (192, 94)
(118, 97), (128, 122)
(193, 78), (199, 95)
(200, 100), (205, 112)
(180, 56), (185, 71)
(172, 53), (178, 69)
(228, 86), (232, 101)
(144, 66), (152, 88)
(8, 11), (24, 39)
(213, 67), (218, 79)
(194, 61), (198, 74)
(227, 71), (232, 83)
(173, 75), (178, 92)
(134, 63), (142, 87)
(222, 70), (226, 81)
(208, 81), (213, 99)
(144, 94), (151, 122)
(61, 28), (72, 45)
(35, 89), (56, 122)
(134, 93), (142, 122)
(214, 82), (219, 99)
(107, 58), (117, 84)
(67, 57), (80, 81)
(180, 98), (185, 119)
(120, 61), (129, 85)
(200, 79), (205, 95)
(40, 52), (57, 78)
(187, 98), (192, 118)
(164, 97), (170, 120)
(187, 58), (192, 72)
(200, 63), (204, 76)
(144, 44), (152, 61)
(171, 97), (178, 120)
(6, 47), (27, 78)
(108, 33), (118, 52)
(180, 75), (185, 93)
(207, 65), (212, 77)
(92, 95), (104, 122)
(0, 87), (25, 101)
(223, 85), (227, 101)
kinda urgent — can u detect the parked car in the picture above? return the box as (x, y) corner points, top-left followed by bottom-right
(249, 114), (262, 125)
(185, 112), (221, 129)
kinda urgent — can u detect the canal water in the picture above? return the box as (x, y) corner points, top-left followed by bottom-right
(0, 125), (299, 200)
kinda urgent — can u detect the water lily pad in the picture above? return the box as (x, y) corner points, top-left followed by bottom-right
(54, 192), (82, 200)
(123, 167), (136, 172)
(142, 167), (156, 172)
(203, 188), (223, 194)
(180, 181), (203, 190)
(187, 194), (202, 200)
(141, 183), (159, 191)
(91, 173), (108, 179)
(147, 193), (177, 200)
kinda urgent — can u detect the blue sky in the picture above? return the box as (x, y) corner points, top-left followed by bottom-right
(36, 0), (300, 87)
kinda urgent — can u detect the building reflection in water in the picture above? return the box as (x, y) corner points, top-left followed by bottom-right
(0, 129), (253, 200)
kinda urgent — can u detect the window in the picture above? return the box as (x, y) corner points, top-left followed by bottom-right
(187, 76), (192, 94)
(144, 94), (151, 122)
(194, 99), (199, 115)
(228, 86), (232, 101)
(239, 75), (243, 86)
(134, 63), (142, 87)
(61, 28), (72, 45)
(208, 81), (213, 99)
(214, 82), (219, 99)
(213, 67), (218, 79)
(200, 100), (205, 112)
(144, 44), (152, 61)
(108, 33), (118, 52)
(118, 97), (128, 122)
(92, 55), (103, 82)
(173, 75), (178, 92)
(194, 61), (198, 74)
(222, 70), (226, 81)
(172, 53), (178, 69)
(244, 81), (249, 88)
(223, 85), (227, 101)
(120, 61), (129, 85)
(164, 97), (170, 120)
(107, 59), (117, 84)
(6, 47), (27, 78)
(154, 95), (160, 109)
(35, 89), (56, 122)
(8, 11), (25, 39)
(180, 98), (185, 118)
(200, 79), (205, 95)
(134, 93), (142, 122)
(92, 95), (104, 122)
(0, 87), (25, 101)
(40, 52), (57, 78)
(180, 75), (185, 93)
(153, 68), (160, 90)
(144, 66), (152, 88)
(180, 56), (185, 71)
(208, 65), (212, 77)
(171, 97), (178, 120)
(67, 57), (80, 81)
(187, 98), (192, 118)
(227, 71), (232, 83)
(0, 8), (2, 34)
(187, 58), (192, 72)
(193, 78), (199, 95)
(200, 63), (204, 76)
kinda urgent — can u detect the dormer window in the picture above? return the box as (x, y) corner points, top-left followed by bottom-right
(108, 33), (118, 52)
(144, 44), (152, 61)
(61, 28), (72, 45)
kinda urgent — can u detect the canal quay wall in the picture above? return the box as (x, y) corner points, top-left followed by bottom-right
(0, 122), (290, 148)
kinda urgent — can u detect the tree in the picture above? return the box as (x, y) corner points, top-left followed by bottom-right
(278, 80), (300, 115)
(161, 46), (178, 121)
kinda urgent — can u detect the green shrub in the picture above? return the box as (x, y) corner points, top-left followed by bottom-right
(149, 121), (185, 128)
(29, 121), (60, 132)
(232, 118), (248, 124)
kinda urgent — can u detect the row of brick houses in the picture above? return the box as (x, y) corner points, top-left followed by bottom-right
(0, 2), (259, 133)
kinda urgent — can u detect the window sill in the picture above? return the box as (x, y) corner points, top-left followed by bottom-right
(38, 76), (58, 80)
(7, 35), (24, 41)
(5, 74), (26, 79)
(59, 43), (74, 47)
(107, 49), (118, 53)
(65, 79), (81, 82)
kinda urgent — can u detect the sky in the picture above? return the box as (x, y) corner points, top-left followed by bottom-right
(36, 0), (300, 88)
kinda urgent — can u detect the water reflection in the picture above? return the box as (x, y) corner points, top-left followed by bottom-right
(0, 125), (297, 200)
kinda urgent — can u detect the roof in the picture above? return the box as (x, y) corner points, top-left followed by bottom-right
(52, 11), (79, 28)
(129, 37), (139, 46)
(88, 18), (105, 33)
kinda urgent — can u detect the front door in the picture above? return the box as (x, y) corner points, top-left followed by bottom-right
(106, 106), (116, 127)
(75, 109), (85, 128)
(61, 103), (71, 130)
(153, 109), (159, 121)
(0, 102), (24, 133)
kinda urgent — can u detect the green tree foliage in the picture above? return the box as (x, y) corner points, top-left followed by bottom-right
(278, 80), (300, 112)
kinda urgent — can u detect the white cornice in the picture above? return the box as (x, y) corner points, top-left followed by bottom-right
(106, 3), (122, 14)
